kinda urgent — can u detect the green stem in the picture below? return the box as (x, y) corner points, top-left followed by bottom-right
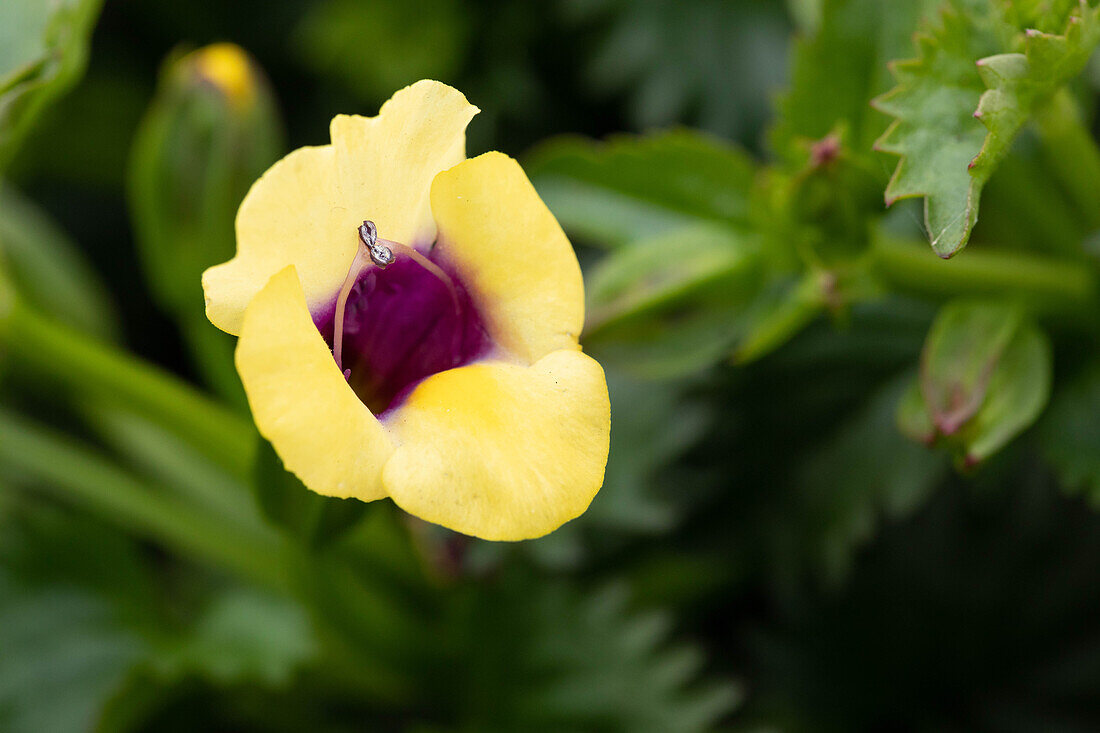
(0, 409), (291, 592)
(871, 234), (1099, 321)
(1034, 88), (1100, 230)
(1, 299), (255, 477)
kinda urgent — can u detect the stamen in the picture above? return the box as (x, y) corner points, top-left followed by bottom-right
(359, 220), (395, 268)
(332, 220), (464, 376)
(334, 220), (389, 373)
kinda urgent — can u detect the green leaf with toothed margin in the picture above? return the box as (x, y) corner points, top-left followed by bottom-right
(875, 0), (1100, 258)
(872, 0), (1009, 258)
(970, 4), (1100, 203)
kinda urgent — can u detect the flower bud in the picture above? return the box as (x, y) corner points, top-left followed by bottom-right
(128, 43), (283, 316)
(899, 300), (1052, 466)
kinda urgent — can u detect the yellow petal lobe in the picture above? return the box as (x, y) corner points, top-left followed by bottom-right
(236, 266), (394, 501)
(430, 152), (585, 364)
(203, 80), (478, 335)
(204, 145), (346, 335)
(381, 350), (611, 541)
(332, 80), (478, 248)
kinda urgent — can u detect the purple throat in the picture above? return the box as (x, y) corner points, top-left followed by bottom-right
(314, 222), (491, 416)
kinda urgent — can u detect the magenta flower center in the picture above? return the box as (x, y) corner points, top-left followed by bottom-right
(314, 235), (490, 415)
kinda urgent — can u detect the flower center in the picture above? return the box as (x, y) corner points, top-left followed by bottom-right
(315, 221), (491, 415)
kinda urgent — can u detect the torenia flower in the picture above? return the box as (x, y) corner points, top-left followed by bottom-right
(202, 80), (610, 540)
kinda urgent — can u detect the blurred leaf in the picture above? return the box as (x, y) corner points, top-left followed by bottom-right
(584, 224), (765, 378)
(786, 0), (823, 32)
(771, 0), (943, 164)
(446, 572), (740, 732)
(1040, 362), (1100, 502)
(0, 0), (102, 169)
(587, 224), (756, 328)
(85, 401), (261, 530)
(588, 372), (710, 533)
(794, 374), (947, 582)
(731, 274), (826, 365)
(569, 0), (789, 139)
(0, 183), (117, 339)
(7, 64), (149, 189)
(159, 587), (317, 687)
(959, 321), (1051, 462)
(0, 501), (322, 731)
(527, 129), (758, 248)
(0, 581), (146, 733)
(253, 438), (369, 550)
(294, 0), (469, 101)
(0, 506), (156, 733)
(908, 300), (1052, 464)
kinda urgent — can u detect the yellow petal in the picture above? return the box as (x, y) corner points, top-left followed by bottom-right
(381, 350), (611, 541)
(430, 152), (585, 364)
(331, 80), (478, 248)
(204, 80), (478, 335)
(204, 145), (347, 335)
(236, 266), (394, 501)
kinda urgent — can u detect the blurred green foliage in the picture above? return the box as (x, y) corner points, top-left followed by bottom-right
(4, 0), (1100, 731)
(0, 0), (102, 169)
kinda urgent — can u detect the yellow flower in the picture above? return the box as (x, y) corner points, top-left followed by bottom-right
(202, 80), (610, 540)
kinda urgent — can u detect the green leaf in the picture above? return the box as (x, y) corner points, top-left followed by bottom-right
(905, 300), (1052, 464)
(158, 588), (317, 687)
(875, 0), (1100, 257)
(960, 321), (1051, 462)
(0, 0), (102, 168)
(0, 582), (146, 733)
(0, 506), (156, 733)
(447, 572), (740, 732)
(730, 274), (825, 365)
(968, 3), (1100, 219)
(571, 0), (789, 138)
(796, 374), (947, 582)
(294, 0), (469, 101)
(583, 224), (764, 378)
(253, 438), (368, 550)
(527, 130), (757, 248)
(873, 0), (1010, 257)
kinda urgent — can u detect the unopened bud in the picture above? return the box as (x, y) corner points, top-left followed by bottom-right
(900, 300), (1052, 467)
(128, 43), (283, 316)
